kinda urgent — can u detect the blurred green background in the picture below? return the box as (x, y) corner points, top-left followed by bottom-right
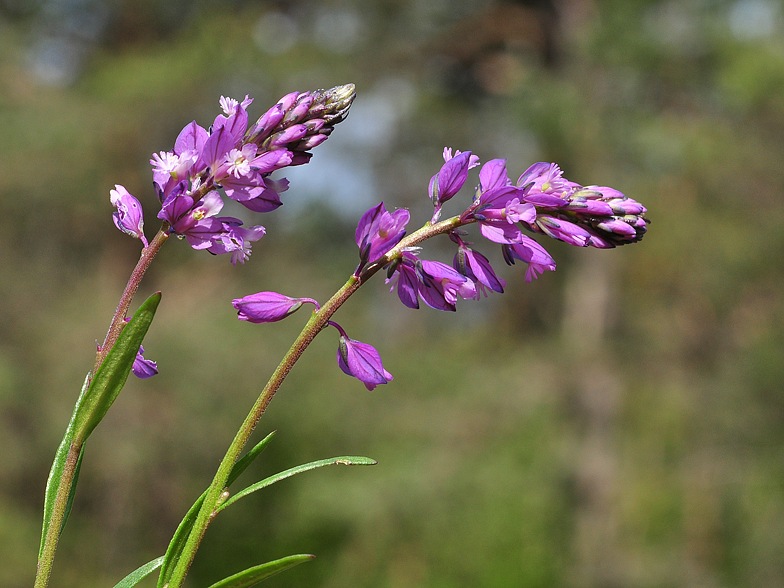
(2, 0), (784, 586)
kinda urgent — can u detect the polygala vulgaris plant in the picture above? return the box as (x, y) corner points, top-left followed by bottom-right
(34, 82), (648, 588)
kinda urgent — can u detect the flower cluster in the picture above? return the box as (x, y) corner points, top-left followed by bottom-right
(108, 85), (355, 379)
(234, 147), (647, 390)
(110, 84), (356, 264)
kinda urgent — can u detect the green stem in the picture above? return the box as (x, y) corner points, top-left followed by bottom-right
(34, 442), (81, 588)
(93, 225), (169, 377)
(35, 225), (170, 588)
(165, 213), (465, 588)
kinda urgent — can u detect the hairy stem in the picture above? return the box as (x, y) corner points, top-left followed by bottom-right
(34, 442), (81, 588)
(92, 225), (169, 377)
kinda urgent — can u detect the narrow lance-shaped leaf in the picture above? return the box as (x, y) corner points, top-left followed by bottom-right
(112, 556), (165, 588)
(72, 292), (161, 445)
(40, 293), (161, 558)
(217, 456), (377, 513)
(205, 555), (315, 588)
(156, 432), (277, 588)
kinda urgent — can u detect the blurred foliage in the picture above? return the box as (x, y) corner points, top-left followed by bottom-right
(2, 0), (784, 587)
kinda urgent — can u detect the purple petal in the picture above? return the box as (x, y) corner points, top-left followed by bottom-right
(132, 345), (158, 379)
(479, 159), (509, 192)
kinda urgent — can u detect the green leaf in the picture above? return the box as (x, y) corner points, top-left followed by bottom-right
(72, 292), (161, 445)
(204, 555), (314, 588)
(155, 489), (205, 588)
(227, 431), (277, 487)
(39, 373), (91, 558)
(217, 456), (377, 513)
(156, 432), (276, 588)
(112, 556), (164, 588)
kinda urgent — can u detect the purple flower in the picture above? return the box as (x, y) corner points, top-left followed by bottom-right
(516, 162), (578, 196)
(110, 185), (148, 247)
(233, 291), (319, 323)
(453, 242), (505, 297)
(206, 222), (266, 265)
(461, 159), (534, 244)
(428, 148), (480, 221)
(158, 189), (226, 249)
(132, 345), (158, 379)
(478, 158), (511, 193)
(418, 259), (477, 310)
(387, 252), (477, 311)
(388, 255), (421, 309)
(330, 322), (392, 390)
(502, 236), (556, 282)
(355, 202), (410, 269)
(429, 150), (474, 204)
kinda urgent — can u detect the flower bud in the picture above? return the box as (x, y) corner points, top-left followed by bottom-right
(110, 185), (148, 247)
(232, 291), (318, 323)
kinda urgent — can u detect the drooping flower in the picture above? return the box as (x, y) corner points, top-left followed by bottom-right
(132, 345), (158, 379)
(387, 252), (477, 311)
(387, 254), (421, 309)
(158, 189), (226, 249)
(330, 321), (392, 390)
(453, 240), (505, 297)
(355, 202), (410, 270)
(502, 236), (557, 282)
(110, 185), (148, 247)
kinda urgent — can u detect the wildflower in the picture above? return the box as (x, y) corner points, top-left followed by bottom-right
(516, 162), (578, 196)
(233, 291), (319, 323)
(110, 185), (147, 247)
(355, 202), (410, 270)
(429, 150), (478, 205)
(330, 322), (392, 390)
(502, 236), (557, 282)
(453, 239), (505, 297)
(158, 189), (226, 249)
(461, 159), (533, 244)
(387, 252), (476, 311)
(207, 223), (267, 265)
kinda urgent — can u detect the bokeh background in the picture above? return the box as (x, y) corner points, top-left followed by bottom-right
(2, 0), (784, 586)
